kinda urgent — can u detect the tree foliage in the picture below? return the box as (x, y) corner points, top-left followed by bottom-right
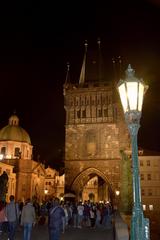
(119, 150), (133, 214)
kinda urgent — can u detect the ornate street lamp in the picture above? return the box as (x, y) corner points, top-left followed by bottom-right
(117, 64), (150, 240)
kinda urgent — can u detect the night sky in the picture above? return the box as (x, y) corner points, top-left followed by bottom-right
(0, 0), (160, 168)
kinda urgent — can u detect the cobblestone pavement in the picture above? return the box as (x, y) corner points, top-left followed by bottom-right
(0, 224), (114, 240)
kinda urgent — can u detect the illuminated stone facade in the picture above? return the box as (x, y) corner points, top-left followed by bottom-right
(63, 43), (160, 212)
(0, 161), (16, 202)
(44, 167), (64, 199)
(139, 154), (160, 211)
(63, 77), (130, 201)
(0, 114), (64, 202)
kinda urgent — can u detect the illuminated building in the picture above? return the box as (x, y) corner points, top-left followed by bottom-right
(63, 41), (160, 213)
(0, 114), (64, 202)
(63, 41), (130, 202)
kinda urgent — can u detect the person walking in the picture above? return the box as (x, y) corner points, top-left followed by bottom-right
(89, 205), (96, 228)
(5, 195), (20, 240)
(102, 202), (112, 229)
(77, 201), (84, 228)
(21, 198), (36, 240)
(95, 206), (101, 228)
(48, 198), (65, 240)
(71, 203), (78, 228)
(0, 200), (7, 235)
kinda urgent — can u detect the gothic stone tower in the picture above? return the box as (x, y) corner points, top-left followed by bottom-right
(63, 41), (130, 201)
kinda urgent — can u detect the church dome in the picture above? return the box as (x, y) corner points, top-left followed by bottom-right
(0, 114), (31, 144)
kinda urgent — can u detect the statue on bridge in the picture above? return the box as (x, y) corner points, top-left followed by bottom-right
(0, 171), (9, 202)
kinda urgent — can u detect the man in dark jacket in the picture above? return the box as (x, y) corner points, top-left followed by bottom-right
(48, 198), (65, 240)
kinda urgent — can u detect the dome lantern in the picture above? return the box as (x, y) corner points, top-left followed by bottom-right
(9, 115), (19, 126)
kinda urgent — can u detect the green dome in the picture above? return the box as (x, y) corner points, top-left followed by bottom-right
(0, 115), (31, 144)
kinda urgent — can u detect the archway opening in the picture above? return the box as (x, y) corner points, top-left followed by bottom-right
(71, 168), (114, 205)
(82, 174), (112, 203)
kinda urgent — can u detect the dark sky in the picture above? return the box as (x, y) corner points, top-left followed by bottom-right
(0, 0), (160, 167)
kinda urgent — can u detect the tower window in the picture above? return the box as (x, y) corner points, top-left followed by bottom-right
(77, 110), (81, 118)
(147, 160), (150, 166)
(82, 110), (86, 118)
(98, 109), (102, 117)
(104, 109), (108, 117)
(147, 174), (151, 180)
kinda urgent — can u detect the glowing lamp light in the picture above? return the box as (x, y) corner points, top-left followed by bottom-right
(115, 190), (120, 196)
(117, 64), (148, 115)
(44, 189), (48, 195)
(0, 154), (4, 160)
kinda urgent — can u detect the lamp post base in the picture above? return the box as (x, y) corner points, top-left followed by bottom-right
(131, 207), (150, 240)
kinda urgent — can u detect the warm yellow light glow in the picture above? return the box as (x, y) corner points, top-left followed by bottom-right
(0, 154), (4, 160)
(44, 189), (48, 194)
(138, 83), (144, 111)
(126, 82), (138, 110)
(118, 83), (128, 112)
(149, 205), (153, 211)
(143, 205), (146, 211)
(115, 190), (120, 196)
(118, 65), (147, 114)
(118, 81), (145, 113)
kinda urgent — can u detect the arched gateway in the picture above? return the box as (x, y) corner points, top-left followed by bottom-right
(63, 42), (130, 203)
(71, 167), (114, 202)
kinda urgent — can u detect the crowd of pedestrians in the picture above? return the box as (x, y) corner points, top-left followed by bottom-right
(0, 195), (113, 240)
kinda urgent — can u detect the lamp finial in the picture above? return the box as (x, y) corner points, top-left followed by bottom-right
(125, 64), (135, 77)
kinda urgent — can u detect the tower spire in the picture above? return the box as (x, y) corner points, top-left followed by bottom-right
(65, 62), (70, 85)
(112, 56), (122, 83)
(112, 57), (117, 83)
(118, 56), (122, 79)
(79, 40), (88, 85)
(97, 37), (102, 82)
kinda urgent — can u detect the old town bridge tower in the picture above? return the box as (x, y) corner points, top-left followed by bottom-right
(63, 41), (130, 202)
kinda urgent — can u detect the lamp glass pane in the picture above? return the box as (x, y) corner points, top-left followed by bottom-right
(126, 82), (138, 110)
(138, 83), (144, 111)
(118, 84), (128, 112)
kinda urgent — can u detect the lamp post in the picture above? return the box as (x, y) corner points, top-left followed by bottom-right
(117, 65), (150, 240)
